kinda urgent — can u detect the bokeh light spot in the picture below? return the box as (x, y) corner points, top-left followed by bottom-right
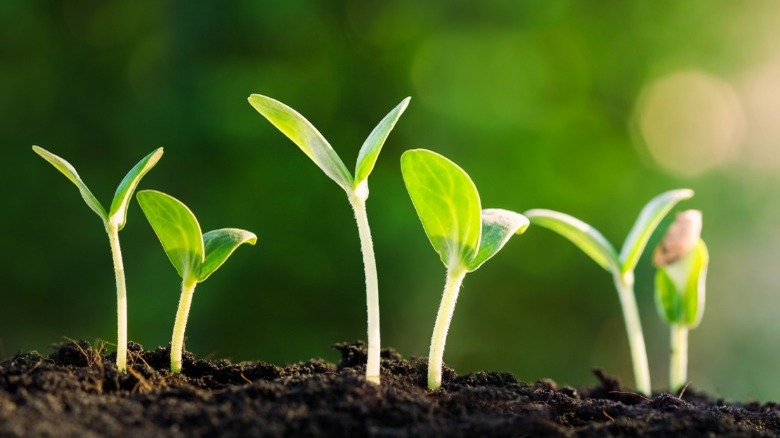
(634, 69), (745, 177)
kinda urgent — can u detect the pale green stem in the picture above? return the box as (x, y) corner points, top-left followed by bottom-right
(349, 194), (381, 385)
(612, 270), (652, 395)
(669, 323), (689, 393)
(106, 224), (127, 373)
(171, 278), (198, 374)
(428, 266), (467, 390)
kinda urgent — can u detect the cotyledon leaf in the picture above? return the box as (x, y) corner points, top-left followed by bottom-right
(32, 145), (107, 221)
(248, 94), (353, 193)
(199, 228), (257, 282)
(353, 97), (411, 193)
(525, 209), (620, 273)
(109, 147), (164, 231)
(619, 189), (694, 273)
(401, 149), (482, 269)
(137, 190), (204, 282)
(467, 209), (529, 272)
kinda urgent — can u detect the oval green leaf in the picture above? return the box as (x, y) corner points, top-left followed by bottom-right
(248, 94), (353, 192)
(525, 209), (620, 272)
(401, 149), (481, 269)
(199, 228), (257, 282)
(109, 147), (164, 231)
(655, 239), (708, 327)
(136, 190), (204, 281)
(32, 145), (107, 221)
(353, 97), (411, 193)
(619, 189), (694, 273)
(654, 268), (681, 323)
(466, 209), (529, 272)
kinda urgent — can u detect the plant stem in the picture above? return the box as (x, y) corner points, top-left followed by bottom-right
(612, 270), (652, 395)
(349, 195), (381, 385)
(669, 323), (689, 392)
(428, 266), (467, 390)
(106, 224), (127, 373)
(171, 278), (198, 374)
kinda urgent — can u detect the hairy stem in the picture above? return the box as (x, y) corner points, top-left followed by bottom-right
(669, 323), (689, 392)
(428, 266), (467, 390)
(106, 224), (127, 373)
(171, 278), (198, 374)
(612, 270), (651, 395)
(349, 194), (381, 385)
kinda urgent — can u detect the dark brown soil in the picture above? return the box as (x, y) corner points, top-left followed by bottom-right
(1, 340), (778, 437)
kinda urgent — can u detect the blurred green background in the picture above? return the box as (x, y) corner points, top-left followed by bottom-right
(3, 0), (780, 401)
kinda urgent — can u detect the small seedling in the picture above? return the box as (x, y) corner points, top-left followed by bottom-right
(653, 210), (708, 392)
(525, 189), (694, 395)
(248, 94), (410, 385)
(32, 145), (164, 372)
(136, 190), (256, 374)
(401, 149), (529, 390)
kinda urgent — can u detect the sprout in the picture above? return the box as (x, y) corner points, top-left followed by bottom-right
(32, 145), (163, 373)
(401, 149), (528, 390)
(525, 189), (694, 395)
(136, 190), (256, 374)
(248, 94), (410, 385)
(653, 210), (708, 392)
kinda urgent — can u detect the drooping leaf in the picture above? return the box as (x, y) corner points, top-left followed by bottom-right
(353, 97), (411, 193)
(619, 189), (694, 273)
(109, 147), (164, 231)
(401, 149), (481, 269)
(32, 145), (107, 221)
(199, 228), (257, 282)
(467, 209), (529, 272)
(137, 190), (204, 281)
(248, 94), (353, 192)
(525, 209), (620, 272)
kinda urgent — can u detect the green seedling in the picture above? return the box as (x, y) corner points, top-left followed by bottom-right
(248, 94), (410, 385)
(136, 190), (256, 374)
(652, 210), (708, 392)
(525, 189), (694, 395)
(401, 149), (529, 390)
(32, 145), (163, 373)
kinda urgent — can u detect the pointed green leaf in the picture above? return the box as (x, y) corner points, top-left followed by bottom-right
(619, 189), (694, 273)
(32, 145), (107, 221)
(353, 97), (411, 192)
(198, 228), (257, 282)
(248, 94), (353, 192)
(654, 268), (682, 323)
(108, 147), (164, 231)
(401, 149), (481, 269)
(657, 239), (709, 327)
(525, 209), (620, 272)
(137, 190), (204, 281)
(466, 209), (529, 272)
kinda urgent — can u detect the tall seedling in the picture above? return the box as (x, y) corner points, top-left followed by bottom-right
(401, 149), (529, 390)
(248, 94), (410, 385)
(32, 145), (164, 372)
(525, 189), (693, 395)
(137, 190), (256, 374)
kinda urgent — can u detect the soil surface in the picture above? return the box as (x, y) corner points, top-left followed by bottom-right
(1, 340), (778, 437)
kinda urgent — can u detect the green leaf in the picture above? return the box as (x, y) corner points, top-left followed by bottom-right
(108, 147), (164, 231)
(619, 189), (694, 273)
(656, 239), (708, 327)
(199, 228), (257, 282)
(401, 149), (481, 269)
(136, 190), (204, 281)
(525, 209), (620, 272)
(248, 94), (353, 192)
(467, 209), (529, 272)
(353, 97), (411, 192)
(654, 268), (682, 323)
(32, 145), (107, 221)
